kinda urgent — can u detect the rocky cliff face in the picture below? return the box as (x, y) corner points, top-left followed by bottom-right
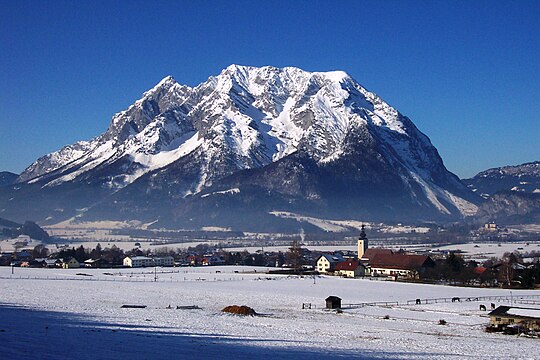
(2, 65), (479, 229)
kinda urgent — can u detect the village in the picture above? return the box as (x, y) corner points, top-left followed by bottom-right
(2, 225), (540, 287)
(2, 225), (540, 338)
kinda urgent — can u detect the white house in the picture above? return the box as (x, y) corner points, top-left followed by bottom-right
(316, 254), (345, 274)
(123, 256), (174, 267)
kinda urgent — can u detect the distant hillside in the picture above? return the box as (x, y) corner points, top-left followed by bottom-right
(465, 162), (540, 225)
(0, 217), (50, 241)
(463, 161), (540, 198)
(0, 172), (18, 187)
(473, 191), (540, 225)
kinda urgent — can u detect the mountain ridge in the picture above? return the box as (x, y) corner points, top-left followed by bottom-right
(2, 65), (479, 229)
(463, 161), (540, 198)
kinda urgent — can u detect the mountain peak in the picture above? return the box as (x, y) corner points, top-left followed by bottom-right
(12, 65), (479, 227)
(142, 75), (180, 97)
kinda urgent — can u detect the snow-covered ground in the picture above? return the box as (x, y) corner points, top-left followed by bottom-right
(433, 242), (540, 261)
(1, 266), (539, 359)
(225, 241), (540, 260)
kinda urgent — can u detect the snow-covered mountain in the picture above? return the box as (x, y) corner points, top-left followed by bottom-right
(3, 65), (479, 229)
(463, 161), (540, 198)
(463, 161), (540, 225)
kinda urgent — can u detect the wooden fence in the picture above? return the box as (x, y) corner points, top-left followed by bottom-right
(340, 294), (540, 309)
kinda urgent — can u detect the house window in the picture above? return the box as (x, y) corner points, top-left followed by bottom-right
(495, 317), (501, 322)
(509, 319), (514, 323)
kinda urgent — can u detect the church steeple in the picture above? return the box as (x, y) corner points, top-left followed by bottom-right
(357, 224), (368, 260)
(359, 224), (367, 240)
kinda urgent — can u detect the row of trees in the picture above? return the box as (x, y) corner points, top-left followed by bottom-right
(423, 252), (540, 289)
(54, 244), (125, 265)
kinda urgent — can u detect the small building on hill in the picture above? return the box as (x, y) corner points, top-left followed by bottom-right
(369, 254), (435, 278)
(335, 259), (366, 278)
(488, 306), (540, 331)
(316, 254), (345, 274)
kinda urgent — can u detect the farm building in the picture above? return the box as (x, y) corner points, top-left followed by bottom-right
(488, 306), (540, 331)
(369, 254), (435, 278)
(335, 259), (366, 278)
(325, 296), (342, 309)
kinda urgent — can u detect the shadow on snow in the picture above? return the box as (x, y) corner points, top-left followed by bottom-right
(0, 304), (448, 359)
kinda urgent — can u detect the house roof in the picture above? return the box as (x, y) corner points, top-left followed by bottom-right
(362, 248), (393, 260)
(335, 259), (363, 271)
(318, 254), (345, 264)
(488, 306), (540, 320)
(128, 256), (152, 260)
(84, 258), (102, 263)
(369, 254), (434, 271)
(474, 266), (487, 274)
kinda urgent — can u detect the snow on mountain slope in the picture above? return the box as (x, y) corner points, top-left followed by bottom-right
(464, 161), (540, 197)
(13, 65), (477, 223)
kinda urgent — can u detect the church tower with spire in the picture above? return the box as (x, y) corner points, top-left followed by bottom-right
(357, 225), (368, 260)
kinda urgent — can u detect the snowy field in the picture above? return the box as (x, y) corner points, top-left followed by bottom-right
(434, 242), (540, 261)
(1, 266), (539, 359)
(225, 241), (540, 261)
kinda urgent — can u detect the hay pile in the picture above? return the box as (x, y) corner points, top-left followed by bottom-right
(221, 305), (257, 316)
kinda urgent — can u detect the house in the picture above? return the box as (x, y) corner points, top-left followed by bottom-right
(488, 306), (540, 331)
(484, 222), (498, 232)
(123, 256), (175, 268)
(187, 255), (198, 266)
(124, 256), (153, 268)
(155, 256), (175, 267)
(335, 259), (366, 278)
(316, 254), (345, 274)
(28, 258), (47, 267)
(84, 258), (106, 268)
(30, 258), (58, 268)
(44, 259), (60, 268)
(61, 257), (80, 269)
(14, 249), (32, 262)
(369, 254), (435, 278)
(201, 256), (225, 266)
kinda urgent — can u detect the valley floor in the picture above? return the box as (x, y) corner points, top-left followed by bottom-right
(1, 266), (539, 359)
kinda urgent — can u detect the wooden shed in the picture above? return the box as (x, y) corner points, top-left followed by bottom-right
(325, 296), (342, 309)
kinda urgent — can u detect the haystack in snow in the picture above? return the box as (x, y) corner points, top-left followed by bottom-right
(222, 305), (257, 316)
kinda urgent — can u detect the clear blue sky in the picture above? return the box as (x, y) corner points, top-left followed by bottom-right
(1, 0), (538, 178)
